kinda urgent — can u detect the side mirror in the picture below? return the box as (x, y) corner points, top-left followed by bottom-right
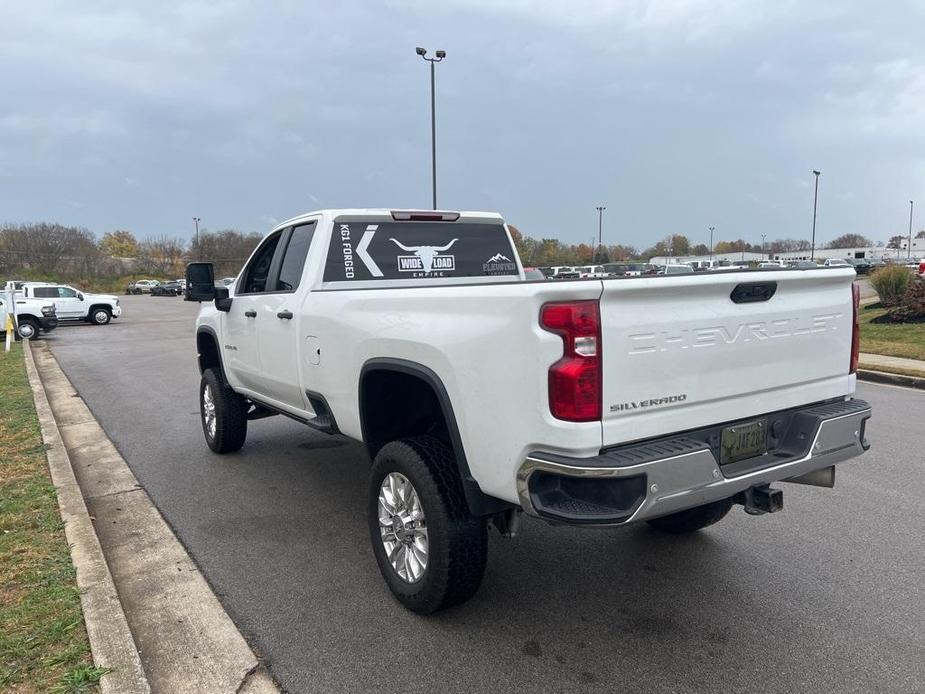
(214, 286), (232, 312)
(77, 292), (85, 301)
(185, 262), (216, 302)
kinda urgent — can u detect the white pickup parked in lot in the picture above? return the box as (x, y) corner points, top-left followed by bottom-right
(18, 283), (121, 325)
(187, 208), (872, 613)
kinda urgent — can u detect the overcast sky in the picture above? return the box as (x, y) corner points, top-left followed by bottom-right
(2, 0), (924, 248)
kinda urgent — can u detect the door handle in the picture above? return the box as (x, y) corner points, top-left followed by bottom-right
(277, 310), (293, 320)
(244, 310), (257, 318)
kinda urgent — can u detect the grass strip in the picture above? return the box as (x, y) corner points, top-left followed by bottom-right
(0, 343), (104, 693)
(858, 305), (925, 362)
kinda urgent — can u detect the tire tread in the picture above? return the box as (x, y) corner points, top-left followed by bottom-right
(201, 368), (248, 453)
(369, 436), (487, 613)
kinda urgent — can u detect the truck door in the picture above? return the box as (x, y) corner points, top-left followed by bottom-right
(255, 221), (317, 412)
(222, 230), (284, 393)
(56, 286), (85, 318)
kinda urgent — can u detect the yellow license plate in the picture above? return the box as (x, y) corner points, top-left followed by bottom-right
(720, 419), (768, 465)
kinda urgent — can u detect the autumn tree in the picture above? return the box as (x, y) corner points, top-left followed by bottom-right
(100, 230), (139, 257)
(668, 234), (691, 256)
(608, 244), (638, 261)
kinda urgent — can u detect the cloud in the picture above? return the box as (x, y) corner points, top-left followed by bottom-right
(0, 0), (923, 247)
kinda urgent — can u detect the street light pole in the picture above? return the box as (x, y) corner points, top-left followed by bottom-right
(416, 47), (446, 210)
(761, 234), (767, 258)
(909, 200), (914, 259)
(595, 206), (605, 263)
(811, 170), (821, 260)
(193, 217), (201, 260)
(709, 226), (715, 263)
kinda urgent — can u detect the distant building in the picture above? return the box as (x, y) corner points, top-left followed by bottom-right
(648, 251), (765, 265)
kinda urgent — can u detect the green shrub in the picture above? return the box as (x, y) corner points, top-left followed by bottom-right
(886, 277), (925, 322)
(869, 265), (911, 307)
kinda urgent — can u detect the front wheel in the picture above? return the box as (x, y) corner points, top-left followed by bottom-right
(200, 368), (248, 453)
(645, 497), (734, 534)
(368, 436), (487, 614)
(91, 308), (111, 325)
(16, 318), (38, 340)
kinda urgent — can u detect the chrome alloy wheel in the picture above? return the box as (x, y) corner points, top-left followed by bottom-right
(94, 310), (109, 324)
(202, 383), (217, 440)
(378, 472), (428, 583)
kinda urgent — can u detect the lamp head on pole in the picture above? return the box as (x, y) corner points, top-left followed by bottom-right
(813, 170), (821, 176)
(416, 47), (445, 62)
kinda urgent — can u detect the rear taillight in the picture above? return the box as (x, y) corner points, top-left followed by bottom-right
(850, 282), (860, 374)
(540, 301), (601, 421)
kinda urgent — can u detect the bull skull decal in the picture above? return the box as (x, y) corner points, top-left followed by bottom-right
(390, 238), (458, 274)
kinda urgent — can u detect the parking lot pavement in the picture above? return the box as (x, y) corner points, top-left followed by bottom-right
(44, 295), (925, 693)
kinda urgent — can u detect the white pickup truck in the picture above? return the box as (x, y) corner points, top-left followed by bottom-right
(186, 209), (872, 613)
(1, 291), (58, 339)
(18, 283), (122, 325)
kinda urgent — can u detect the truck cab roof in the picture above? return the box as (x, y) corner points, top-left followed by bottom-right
(274, 209), (504, 231)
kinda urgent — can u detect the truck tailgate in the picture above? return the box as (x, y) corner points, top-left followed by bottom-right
(599, 268), (857, 447)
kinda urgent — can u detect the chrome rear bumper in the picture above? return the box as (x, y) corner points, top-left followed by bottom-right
(517, 399), (871, 526)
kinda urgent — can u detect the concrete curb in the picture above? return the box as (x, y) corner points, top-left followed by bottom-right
(857, 368), (925, 390)
(29, 340), (281, 694)
(23, 341), (151, 694)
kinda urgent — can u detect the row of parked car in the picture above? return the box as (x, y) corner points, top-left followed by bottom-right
(2, 280), (122, 340)
(126, 276), (237, 296)
(534, 256), (925, 279)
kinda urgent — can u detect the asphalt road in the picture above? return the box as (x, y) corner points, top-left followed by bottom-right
(44, 296), (925, 693)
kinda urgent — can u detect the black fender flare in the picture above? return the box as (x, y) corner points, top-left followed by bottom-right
(359, 357), (513, 517)
(196, 326), (226, 380)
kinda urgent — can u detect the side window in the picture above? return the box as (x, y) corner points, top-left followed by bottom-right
(276, 223), (316, 291)
(239, 231), (283, 294)
(33, 287), (57, 298)
(58, 287), (77, 298)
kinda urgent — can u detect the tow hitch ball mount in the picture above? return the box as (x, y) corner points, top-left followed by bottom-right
(736, 484), (784, 516)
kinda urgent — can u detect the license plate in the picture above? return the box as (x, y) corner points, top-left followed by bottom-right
(720, 419), (768, 465)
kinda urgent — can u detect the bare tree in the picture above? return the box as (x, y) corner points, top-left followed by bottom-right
(137, 236), (188, 276)
(190, 229), (264, 277)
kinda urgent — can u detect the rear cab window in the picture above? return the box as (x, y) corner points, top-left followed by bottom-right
(323, 219), (519, 283)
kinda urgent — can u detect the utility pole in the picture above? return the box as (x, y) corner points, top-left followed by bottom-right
(909, 200), (914, 259)
(595, 206), (605, 264)
(416, 47), (446, 209)
(709, 226), (715, 263)
(811, 170), (821, 260)
(193, 217), (201, 260)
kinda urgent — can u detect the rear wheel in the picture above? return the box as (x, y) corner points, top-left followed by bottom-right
(200, 368), (248, 453)
(646, 498), (734, 534)
(91, 308), (111, 325)
(368, 436), (487, 614)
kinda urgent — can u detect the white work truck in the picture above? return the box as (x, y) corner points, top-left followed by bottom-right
(186, 209), (872, 613)
(18, 283), (121, 325)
